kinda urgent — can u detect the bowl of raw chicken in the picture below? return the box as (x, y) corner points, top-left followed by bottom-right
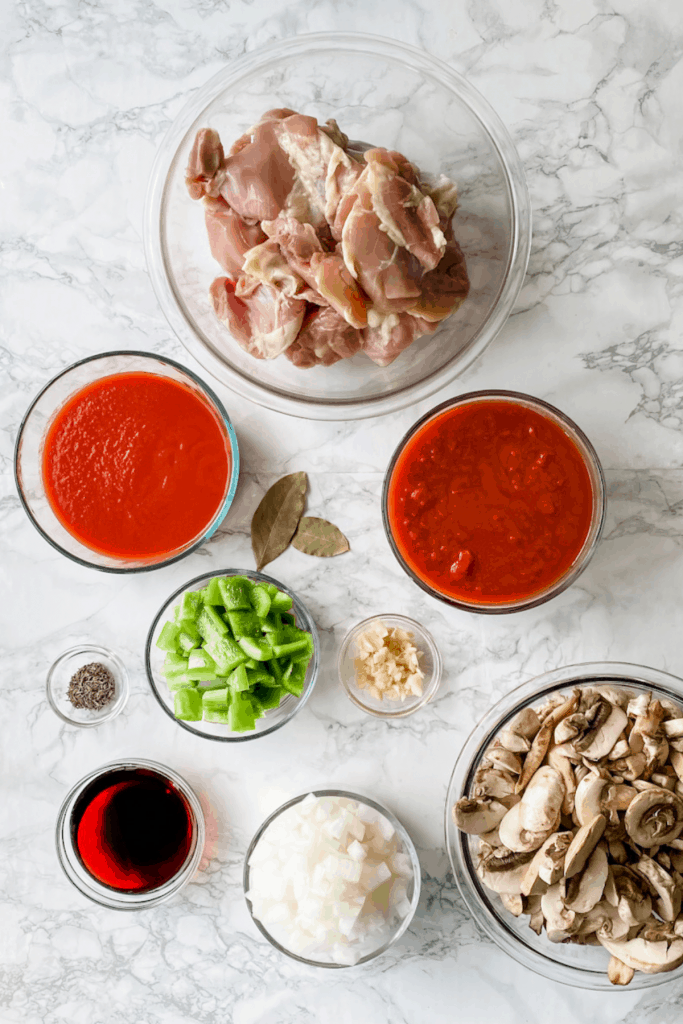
(144, 33), (531, 420)
(446, 663), (683, 990)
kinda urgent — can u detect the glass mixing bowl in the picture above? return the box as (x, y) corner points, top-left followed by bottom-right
(56, 758), (205, 910)
(446, 661), (683, 990)
(243, 789), (421, 966)
(382, 391), (606, 613)
(145, 568), (319, 742)
(14, 351), (239, 573)
(144, 32), (531, 420)
(337, 614), (442, 719)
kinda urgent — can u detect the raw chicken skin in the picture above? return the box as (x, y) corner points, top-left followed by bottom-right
(284, 306), (362, 368)
(407, 240), (470, 323)
(203, 196), (266, 277)
(187, 110), (470, 368)
(209, 276), (305, 360)
(361, 309), (437, 367)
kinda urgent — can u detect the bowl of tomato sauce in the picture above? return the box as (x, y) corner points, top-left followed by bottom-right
(382, 391), (605, 613)
(15, 351), (239, 572)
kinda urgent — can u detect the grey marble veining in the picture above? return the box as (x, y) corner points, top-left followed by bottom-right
(2, 0), (683, 1021)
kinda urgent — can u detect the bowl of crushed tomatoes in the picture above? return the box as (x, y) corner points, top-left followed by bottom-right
(14, 350), (239, 572)
(382, 390), (606, 613)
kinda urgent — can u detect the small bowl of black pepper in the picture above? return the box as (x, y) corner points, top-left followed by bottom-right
(47, 645), (129, 727)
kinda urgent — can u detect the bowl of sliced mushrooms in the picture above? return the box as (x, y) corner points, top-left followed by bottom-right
(446, 662), (683, 990)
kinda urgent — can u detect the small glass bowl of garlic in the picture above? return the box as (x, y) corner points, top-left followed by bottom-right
(337, 614), (442, 719)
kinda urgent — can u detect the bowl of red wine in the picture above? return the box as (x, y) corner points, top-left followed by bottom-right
(56, 759), (205, 909)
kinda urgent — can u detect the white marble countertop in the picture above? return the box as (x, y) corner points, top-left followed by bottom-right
(2, 1), (683, 1021)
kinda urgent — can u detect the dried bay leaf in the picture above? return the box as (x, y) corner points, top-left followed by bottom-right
(251, 472), (308, 571)
(292, 517), (350, 558)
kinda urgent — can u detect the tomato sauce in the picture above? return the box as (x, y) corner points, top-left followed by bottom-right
(42, 372), (231, 560)
(386, 398), (597, 606)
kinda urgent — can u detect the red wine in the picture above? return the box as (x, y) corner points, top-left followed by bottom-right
(71, 766), (193, 893)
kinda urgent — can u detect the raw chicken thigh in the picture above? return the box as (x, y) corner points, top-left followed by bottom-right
(187, 110), (469, 367)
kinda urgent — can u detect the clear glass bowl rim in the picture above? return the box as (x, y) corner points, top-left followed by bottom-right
(55, 757), (205, 910)
(46, 643), (130, 727)
(143, 31), (532, 421)
(381, 389), (606, 613)
(243, 787), (422, 967)
(14, 349), (240, 574)
(144, 567), (320, 742)
(337, 613), (442, 718)
(445, 660), (683, 990)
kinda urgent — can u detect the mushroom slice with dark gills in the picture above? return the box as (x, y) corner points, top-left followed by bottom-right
(476, 848), (536, 894)
(452, 797), (508, 835)
(624, 788), (683, 847)
(571, 697), (628, 761)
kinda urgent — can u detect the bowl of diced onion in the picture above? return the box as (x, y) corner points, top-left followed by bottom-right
(337, 614), (441, 719)
(243, 790), (421, 966)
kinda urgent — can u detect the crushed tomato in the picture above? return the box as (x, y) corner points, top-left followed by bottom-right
(387, 398), (596, 605)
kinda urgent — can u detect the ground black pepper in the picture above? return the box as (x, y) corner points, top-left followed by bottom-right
(67, 662), (116, 710)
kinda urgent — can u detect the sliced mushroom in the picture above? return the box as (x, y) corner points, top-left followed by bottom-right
(578, 705), (629, 761)
(610, 752), (648, 782)
(671, 752), (683, 783)
(499, 801), (557, 853)
(519, 766), (565, 834)
(452, 797), (508, 835)
(472, 766), (517, 803)
(476, 848), (535, 894)
(608, 738), (631, 761)
(541, 883), (582, 941)
(547, 745), (577, 815)
(630, 699), (665, 751)
(515, 691), (580, 794)
(564, 814), (607, 878)
(636, 856), (682, 922)
(599, 934), (683, 975)
(624, 788), (683, 847)
(574, 773), (607, 826)
(499, 707), (542, 753)
(610, 865), (653, 925)
(663, 719), (683, 739)
(486, 744), (522, 775)
(563, 844), (609, 914)
(608, 956), (635, 986)
(500, 893), (524, 916)
(651, 772), (676, 791)
(521, 831), (573, 896)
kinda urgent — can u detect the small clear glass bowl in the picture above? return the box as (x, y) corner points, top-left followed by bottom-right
(382, 390), (606, 613)
(243, 789), (421, 967)
(143, 32), (531, 421)
(14, 350), (239, 573)
(337, 614), (441, 718)
(47, 645), (129, 727)
(446, 661), (683, 991)
(56, 758), (205, 910)
(145, 568), (320, 742)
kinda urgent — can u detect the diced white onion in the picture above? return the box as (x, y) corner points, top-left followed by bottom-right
(248, 795), (414, 963)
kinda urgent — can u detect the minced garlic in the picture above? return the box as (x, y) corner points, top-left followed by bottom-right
(354, 621), (424, 702)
